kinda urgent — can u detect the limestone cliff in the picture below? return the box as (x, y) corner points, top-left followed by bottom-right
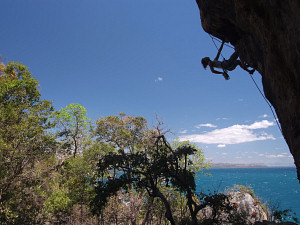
(196, 0), (300, 180)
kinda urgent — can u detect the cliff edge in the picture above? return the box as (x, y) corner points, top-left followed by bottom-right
(196, 0), (300, 180)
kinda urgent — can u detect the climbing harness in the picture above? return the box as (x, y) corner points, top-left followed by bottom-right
(209, 34), (284, 136)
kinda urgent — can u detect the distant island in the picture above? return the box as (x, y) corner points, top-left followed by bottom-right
(212, 163), (268, 168)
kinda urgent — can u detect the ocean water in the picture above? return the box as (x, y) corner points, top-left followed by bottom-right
(196, 167), (300, 218)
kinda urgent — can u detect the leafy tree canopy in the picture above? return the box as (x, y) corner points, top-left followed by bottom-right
(95, 113), (156, 153)
(92, 115), (211, 225)
(52, 103), (91, 157)
(0, 62), (55, 223)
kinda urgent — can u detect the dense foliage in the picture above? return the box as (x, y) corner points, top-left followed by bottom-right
(0, 62), (297, 224)
(0, 62), (55, 224)
(92, 134), (210, 225)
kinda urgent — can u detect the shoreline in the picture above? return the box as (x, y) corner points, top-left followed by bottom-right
(211, 164), (295, 169)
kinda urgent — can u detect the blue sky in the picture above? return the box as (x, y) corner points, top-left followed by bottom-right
(1, 0), (293, 166)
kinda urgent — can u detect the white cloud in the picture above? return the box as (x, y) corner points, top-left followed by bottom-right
(195, 123), (217, 129)
(155, 77), (163, 82)
(216, 117), (230, 121)
(266, 154), (286, 158)
(259, 114), (268, 118)
(246, 120), (274, 129)
(217, 144), (226, 148)
(179, 120), (275, 146)
(179, 130), (188, 134)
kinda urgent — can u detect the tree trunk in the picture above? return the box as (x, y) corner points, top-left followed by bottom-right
(186, 192), (199, 225)
(141, 197), (154, 225)
(153, 188), (176, 225)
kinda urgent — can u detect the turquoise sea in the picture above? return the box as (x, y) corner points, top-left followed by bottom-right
(196, 167), (300, 218)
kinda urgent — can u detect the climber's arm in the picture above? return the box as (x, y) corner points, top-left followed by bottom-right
(214, 40), (225, 61)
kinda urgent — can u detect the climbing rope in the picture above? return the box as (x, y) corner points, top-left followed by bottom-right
(209, 34), (284, 136)
(209, 34), (235, 50)
(247, 73), (284, 136)
(209, 35), (228, 78)
(209, 35), (226, 59)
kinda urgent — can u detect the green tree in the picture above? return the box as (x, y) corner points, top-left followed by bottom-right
(44, 137), (114, 224)
(0, 62), (55, 223)
(48, 104), (101, 223)
(94, 113), (159, 224)
(52, 103), (91, 158)
(61, 154), (96, 223)
(93, 114), (214, 224)
(96, 112), (154, 153)
(44, 188), (72, 223)
(92, 127), (210, 225)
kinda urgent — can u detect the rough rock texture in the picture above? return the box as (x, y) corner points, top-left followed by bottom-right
(199, 191), (268, 224)
(229, 191), (268, 223)
(196, 0), (300, 180)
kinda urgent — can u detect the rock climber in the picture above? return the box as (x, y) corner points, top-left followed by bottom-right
(201, 40), (255, 80)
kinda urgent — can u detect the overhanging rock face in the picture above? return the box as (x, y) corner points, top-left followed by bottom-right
(196, 0), (300, 180)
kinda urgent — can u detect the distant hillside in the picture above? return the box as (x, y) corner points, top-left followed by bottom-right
(212, 163), (268, 168)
